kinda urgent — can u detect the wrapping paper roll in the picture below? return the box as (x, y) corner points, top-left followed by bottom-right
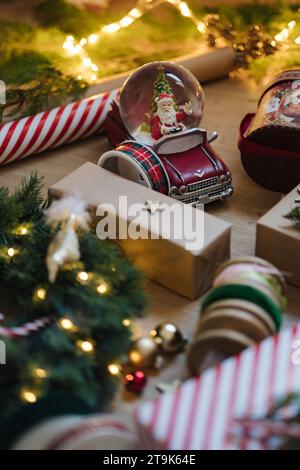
(0, 48), (235, 165)
(12, 414), (137, 450)
(92, 48), (236, 94)
(136, 322), (300, 450)
(0, 313), (51, 338)
(0, 89), (118, 165)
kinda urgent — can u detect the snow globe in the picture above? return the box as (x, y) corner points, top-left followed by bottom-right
(119, 61), (205, 146)
(99, 61), (233, 205)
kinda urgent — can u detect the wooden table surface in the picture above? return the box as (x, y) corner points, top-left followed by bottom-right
(1, 77), (299, 423)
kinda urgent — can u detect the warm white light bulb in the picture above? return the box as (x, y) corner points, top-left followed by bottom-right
(120, 16), (134, 28)
(34, 368), (47, 378)
(77, 340), (94, 353)
(20, 389), (37, 403)
(275, 28), (289, 42)
(83, 57), (92, 67)
(36, 288), (47, 300)
(129, 8), (142, 19)
(288, 20), (296, 29)
(59, 318), (75, 331)
(179, 2), (191, 17)
(108, 363), (121, 375)
(7, 247), (16, 257)
(197, 22), (206, 33)
(97, 283), (108, 295)
(88, 33), (99, 44)
(102, 23), (121, 34)
(77, 271), (89, 282)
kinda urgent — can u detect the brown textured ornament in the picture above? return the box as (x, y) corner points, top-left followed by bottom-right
(152, 322), (186, 354)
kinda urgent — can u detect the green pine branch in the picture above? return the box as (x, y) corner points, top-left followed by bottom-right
(284, 206), (300, 228)
(1, 1), (300, 123)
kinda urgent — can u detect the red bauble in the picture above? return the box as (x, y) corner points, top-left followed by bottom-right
(124, 370), (147, 394)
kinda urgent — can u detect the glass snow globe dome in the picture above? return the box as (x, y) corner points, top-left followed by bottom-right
(119, 61), (205, 145)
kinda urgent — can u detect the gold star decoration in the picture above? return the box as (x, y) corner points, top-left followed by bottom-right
(143, 200), (164, 215)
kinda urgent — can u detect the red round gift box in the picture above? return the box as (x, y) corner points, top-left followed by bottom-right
(238, 70), (300, 193)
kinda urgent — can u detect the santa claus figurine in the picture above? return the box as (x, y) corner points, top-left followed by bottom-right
(149, 93), (193, 141)
(280, 81), (300, 125)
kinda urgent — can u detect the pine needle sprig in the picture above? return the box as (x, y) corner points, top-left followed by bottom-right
(284, 206), (300, 229)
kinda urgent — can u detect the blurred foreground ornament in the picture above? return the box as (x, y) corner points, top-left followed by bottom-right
(45, 195), (91, 282)
(128, 336), (162, 369)
(128, 322), (186, 373)
(124, 370), (147, 394)
(151, 322), (187, 353)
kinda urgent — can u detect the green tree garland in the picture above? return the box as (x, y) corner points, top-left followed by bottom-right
(0, 1), (300, 123)
(0, 174), (146, 424)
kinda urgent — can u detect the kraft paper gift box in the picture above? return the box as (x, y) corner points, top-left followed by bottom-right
(135, 323), (300, 450)
(256, 185), (300, 289)
(49, 162), (231, 300)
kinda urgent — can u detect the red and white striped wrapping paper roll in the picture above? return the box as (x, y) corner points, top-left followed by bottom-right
(0, 89), (119, 165)
(13, 414), (137, 450)
(136, 323), (300, 450)
(0, 313), (52, 338)
(46, 415), (137, 450)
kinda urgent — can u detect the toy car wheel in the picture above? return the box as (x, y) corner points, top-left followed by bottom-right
(98, 141), (170, 195)
(98, 149), (151, 188)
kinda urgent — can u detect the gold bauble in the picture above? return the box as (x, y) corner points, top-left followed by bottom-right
(128, 336), (159, 368)
(152, 322), (186, 353)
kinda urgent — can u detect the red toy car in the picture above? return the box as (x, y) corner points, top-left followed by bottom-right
(98, 62), (233, 205)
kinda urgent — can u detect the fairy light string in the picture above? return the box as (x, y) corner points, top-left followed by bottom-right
(62, 0), (300, 81)
(0, 220), (126, 404)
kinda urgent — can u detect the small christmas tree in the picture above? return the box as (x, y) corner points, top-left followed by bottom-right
(151, 66), (176, 114)
(0, 174), (146, 448)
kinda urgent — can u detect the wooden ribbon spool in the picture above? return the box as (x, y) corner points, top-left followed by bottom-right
(187, 256), (285, 376)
